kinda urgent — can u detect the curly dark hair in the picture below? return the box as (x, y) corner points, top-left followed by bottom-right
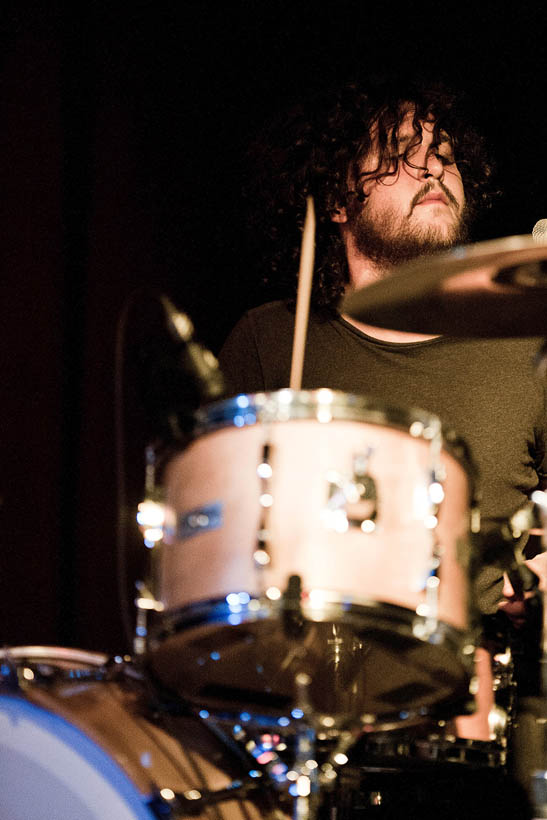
(244, 76), (498, 312)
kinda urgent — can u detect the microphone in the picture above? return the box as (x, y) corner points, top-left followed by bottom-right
(158, 295), (226, 405)
(134, 294), (226, 443)
(532, 219), (547, 243)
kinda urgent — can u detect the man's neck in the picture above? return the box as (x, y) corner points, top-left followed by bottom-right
(341, 313), (439, 343)
(341, 234), (440, 344)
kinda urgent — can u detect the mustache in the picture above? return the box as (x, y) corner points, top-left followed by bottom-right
(408, 181), (460, 215)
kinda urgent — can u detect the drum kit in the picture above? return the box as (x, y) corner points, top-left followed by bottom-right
(1, 234), (547, 819)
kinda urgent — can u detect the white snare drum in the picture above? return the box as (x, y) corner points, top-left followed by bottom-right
(147, 390), (478, 730)
(0, 646), (274, 820)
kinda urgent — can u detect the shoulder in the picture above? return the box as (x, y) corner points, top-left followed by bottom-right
(224, 300), (335, 348)
(218, 301), (338, 395)
(218, 301), (293, 395)
(243, 299), (295, 331)
(219, 301), (294, 356)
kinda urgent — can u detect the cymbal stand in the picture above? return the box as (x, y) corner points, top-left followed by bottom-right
(528, 490), (547, 818)
(531, 490), (547, 691)
(511, 489), (547, 818)
(287, 672), (319, 820)
(284, 672), (357, 820)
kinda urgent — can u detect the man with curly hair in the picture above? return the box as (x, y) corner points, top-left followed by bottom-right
(217, 79), (545, 812)
(220, 77), (546, 612)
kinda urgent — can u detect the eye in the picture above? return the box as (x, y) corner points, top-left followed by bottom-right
(438, 151), (455, 165)
(433, 143), (456, 165)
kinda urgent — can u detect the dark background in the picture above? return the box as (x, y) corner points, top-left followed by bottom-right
(2, 1), (546, 655)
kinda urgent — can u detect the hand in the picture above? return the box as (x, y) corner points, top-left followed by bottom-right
(497, 573), (530, 627)
(524, 550), (547, 592)
(497, 551), (546, 626)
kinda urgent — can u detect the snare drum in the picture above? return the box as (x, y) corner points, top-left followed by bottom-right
(147, 390), (478, 731)
(0, 646), (277, 820)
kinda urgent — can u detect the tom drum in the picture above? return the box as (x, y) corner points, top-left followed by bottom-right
(147, 390), (479, 732)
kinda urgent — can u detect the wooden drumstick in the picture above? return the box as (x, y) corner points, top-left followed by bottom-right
(289, 196), (316, 391)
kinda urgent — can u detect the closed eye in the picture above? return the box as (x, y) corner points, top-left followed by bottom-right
(433, 149), (456, 166)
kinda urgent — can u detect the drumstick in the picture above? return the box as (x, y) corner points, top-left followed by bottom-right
(289, 196), (316, 391)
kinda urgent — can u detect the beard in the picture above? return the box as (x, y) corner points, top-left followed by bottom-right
(347, 193), (469, 273)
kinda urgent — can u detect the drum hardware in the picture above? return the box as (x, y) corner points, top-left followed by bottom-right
(157, 686), (318, 820)
(256, 441), (274, 567)
(282, 575), (306, 639)
(341, 234), (547, 336)
(150, 777), (267, 817)
(324, 449), (378, 534)
(191, 661), (517, 820)
(135, 444), (168, 656)
(134, 580), (165, 656)
(137, 444), (167, 550)
(147, 596), (476, 738)
(0, 647), (292, 820)
(132, 294), (226, 443)
(0, 646), (484, 816)
(0, 645), (116, 689)
(325, 625), (365, 678)
(0, 647), (147, 704)
(344, 642), (516, 778)
(284, 673), (319, 820)
(411, 451), (447, 642)
(511, 491), (547, 818)
(489, 647), (516, 746)
(193, 680), (364, 820)
(479, 494), (547, 817)
(354, 730), (509, 770)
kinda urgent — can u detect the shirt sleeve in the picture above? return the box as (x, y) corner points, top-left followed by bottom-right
(218, 312), (267, 396)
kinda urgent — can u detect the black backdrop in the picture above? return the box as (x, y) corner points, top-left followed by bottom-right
(2, 1), (546, 655)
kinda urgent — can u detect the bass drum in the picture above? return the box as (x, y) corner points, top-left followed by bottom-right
(0, 646), (282, 820)
(148, 390), (478, 731)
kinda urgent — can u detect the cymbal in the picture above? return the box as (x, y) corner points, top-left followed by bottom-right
(341, 235), (547, 337)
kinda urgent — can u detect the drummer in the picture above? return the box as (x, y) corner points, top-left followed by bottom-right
(219, 77), (547, 639)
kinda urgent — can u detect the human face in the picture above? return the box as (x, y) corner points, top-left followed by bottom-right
(346, 111), (467, 268)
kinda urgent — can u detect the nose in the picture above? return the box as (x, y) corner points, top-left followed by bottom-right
(423, 149), (445, 181)
(502, 572), (516, 599)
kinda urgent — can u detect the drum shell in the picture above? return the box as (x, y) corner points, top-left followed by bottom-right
(0, 647), (274, 820)
(160, 402), (473, 631)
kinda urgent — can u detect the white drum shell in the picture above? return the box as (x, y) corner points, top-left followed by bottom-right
(160, 395), (473, 631)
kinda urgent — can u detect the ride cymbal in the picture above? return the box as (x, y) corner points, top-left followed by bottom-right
(341, 235), (547, 337)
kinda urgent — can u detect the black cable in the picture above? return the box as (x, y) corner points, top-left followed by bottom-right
(113, 290), (142, 652)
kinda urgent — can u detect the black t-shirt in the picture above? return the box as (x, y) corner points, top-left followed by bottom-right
(219, 300), (547, 612)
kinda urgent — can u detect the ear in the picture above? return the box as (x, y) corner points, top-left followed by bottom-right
(330, 206), (348, 224)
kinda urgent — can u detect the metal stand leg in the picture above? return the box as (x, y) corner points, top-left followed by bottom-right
(285, 670), (357, 820)
(512, 490), (547, 818)
(290, 673), (319, 820)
